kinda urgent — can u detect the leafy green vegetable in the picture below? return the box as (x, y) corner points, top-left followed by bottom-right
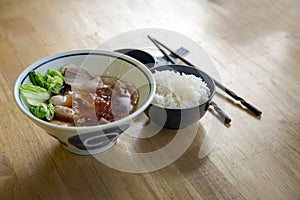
(45, 74), (64, 94)
(28, 69), (64, 95)
(46, 69), (64, 80)
(29, 103), (47, 118)
(29, 71), (46, 88)
(46, 103), (55, 121)
(19, 83), (50, 106)
(21, 69), (64, 120)
(44, 70), (64, 94)
(29, 103), (54, 121)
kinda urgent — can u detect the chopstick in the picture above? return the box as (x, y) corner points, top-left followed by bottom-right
(210, 101), (232, 124)
(147, 36), (177, 64)
(149, 36), (262, 117)
(148, 35), (231, 124)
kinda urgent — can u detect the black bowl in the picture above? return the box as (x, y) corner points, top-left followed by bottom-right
(114, 48), (156, 69)
(145, 65), (216, 129)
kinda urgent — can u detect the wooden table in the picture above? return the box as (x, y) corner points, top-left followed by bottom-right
(1, 0), (300, 199)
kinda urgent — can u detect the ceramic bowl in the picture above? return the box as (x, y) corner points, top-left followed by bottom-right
(114, 48), (156, 69)
(144, 65), (215, 129)
(14, 50), (156, 156)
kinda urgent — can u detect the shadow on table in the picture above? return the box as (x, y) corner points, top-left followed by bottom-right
(11, 118), (228, 199)
(10, 143), (117, 199)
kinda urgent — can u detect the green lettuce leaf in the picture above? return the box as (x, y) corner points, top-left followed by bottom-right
(29, 71), (46, 88)
(29, 103), (54, 121)
(19, 83), (50, 106)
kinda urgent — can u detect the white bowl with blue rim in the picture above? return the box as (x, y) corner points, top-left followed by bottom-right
(14, 50), (156, 156)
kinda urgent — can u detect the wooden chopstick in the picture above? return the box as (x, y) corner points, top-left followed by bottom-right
(150, 37), (262, 117)
(148, 35), (232, 124)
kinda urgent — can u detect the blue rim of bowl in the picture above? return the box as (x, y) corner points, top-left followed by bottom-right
(20, 52), (152, 85)
(14, 50), (156, 131)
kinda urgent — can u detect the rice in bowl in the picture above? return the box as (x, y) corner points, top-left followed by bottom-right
(152, 70), (211, 109)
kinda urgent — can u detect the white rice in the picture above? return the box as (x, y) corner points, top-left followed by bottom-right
(152, 70), (211, 109)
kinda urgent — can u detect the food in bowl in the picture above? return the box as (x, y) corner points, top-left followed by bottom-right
(14, 50), (156, 156)
(19, 64), (139, 127)
(145, 64), (215, 129)
(152, 70), (211, 109)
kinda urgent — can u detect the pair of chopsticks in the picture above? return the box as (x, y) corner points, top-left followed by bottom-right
(148, 36), (232, 124)
(148, 36), (263, 123)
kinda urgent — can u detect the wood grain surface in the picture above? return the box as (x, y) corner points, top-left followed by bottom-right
(1, 0), (300, 199)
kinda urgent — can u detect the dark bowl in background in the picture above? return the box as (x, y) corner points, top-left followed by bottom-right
(144, 65), (215, 129)
(114, 48), (156, 69)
